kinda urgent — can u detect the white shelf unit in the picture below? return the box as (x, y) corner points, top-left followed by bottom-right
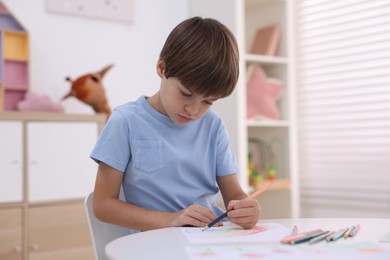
(190, 0), (299, 218)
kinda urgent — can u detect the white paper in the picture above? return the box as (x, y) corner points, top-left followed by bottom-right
(181, 222), (290, 244)
(185, 242), (390, 260)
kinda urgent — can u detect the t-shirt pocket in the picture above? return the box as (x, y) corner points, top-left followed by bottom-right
(132, 140), (164, 175)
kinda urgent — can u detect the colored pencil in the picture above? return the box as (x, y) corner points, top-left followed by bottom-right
(291, 225), (298, 235)
(309, 231), (331, 244)
(329, 228), (348, 242)
(202, 182), (272, 231)
(349, 224), (360, 237)
(290, 230), (329, 245)
(343, 225), (355, 238)
(280, 229), (324, 244)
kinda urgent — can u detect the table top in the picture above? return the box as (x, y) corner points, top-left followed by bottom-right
(105, 218), (390, 260)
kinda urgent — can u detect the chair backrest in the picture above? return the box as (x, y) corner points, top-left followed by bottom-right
(85, 192), (131, 260)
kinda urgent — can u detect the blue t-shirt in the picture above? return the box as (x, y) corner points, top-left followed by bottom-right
(90, 96), (239, 229)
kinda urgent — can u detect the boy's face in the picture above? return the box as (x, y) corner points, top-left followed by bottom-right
(155, 61), (218, 125)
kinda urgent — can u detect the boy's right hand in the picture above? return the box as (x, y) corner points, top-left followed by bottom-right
(170, 204), (222, 228)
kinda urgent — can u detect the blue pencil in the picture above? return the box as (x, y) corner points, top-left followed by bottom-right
(202, 211), (228, 231)
(329, 228), (348, 242)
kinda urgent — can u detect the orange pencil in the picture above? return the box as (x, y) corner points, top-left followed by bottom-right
(248, 182), (273, 199)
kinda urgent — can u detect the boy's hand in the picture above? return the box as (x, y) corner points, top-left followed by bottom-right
(170, 204), (223, 228)
(226, 199), (261, 229)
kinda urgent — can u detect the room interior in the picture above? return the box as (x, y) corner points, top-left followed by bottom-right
(1, 0), (389, 259)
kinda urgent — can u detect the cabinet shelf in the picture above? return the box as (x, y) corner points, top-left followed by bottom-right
(251, 179), (290, 192)
(0, 4), (29, 111)
(3, 56), (28, 62)
(245, 53), (288, 65)
(0, 113), (106, 260)
(247, 119), (289, 128)
(4, 86), (27, 91)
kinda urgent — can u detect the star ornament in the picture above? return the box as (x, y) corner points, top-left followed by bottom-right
(246, 65), (283, 120)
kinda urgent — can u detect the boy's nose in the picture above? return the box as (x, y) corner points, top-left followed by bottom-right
(184, 103), (199, 115)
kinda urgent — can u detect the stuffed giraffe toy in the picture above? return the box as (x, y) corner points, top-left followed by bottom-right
(62, 64), (113, 119)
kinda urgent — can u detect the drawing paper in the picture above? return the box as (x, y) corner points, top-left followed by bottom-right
(181, 222), (290, 244)
(185, 241), (390, 260)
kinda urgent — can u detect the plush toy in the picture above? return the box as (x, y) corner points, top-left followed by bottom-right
(17, 91), (65, 112)
(246, 65), (283, 120)
(62, 64), (113, 118)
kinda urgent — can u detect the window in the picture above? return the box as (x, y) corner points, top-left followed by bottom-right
(296, 0), (390, 217)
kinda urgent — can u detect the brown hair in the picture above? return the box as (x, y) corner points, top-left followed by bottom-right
(159, 16), (239, 98)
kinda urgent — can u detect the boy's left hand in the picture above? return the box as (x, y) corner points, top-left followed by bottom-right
(226, 198), (261, 229)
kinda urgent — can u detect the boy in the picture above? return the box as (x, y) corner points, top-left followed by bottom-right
(91, 16), (260, 234)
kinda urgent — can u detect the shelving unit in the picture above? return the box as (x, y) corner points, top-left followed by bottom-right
(0, 2), (29, 111)
(190, 0), (299, 218)
(0, 112), (106, 260)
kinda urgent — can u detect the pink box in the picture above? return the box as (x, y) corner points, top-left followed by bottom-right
(4, 60), (28, 89)
(4, 90), (25, 110)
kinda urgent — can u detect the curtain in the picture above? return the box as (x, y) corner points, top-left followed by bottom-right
(296, 0), (390, 217)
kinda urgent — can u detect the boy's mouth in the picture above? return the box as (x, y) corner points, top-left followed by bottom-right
(178, 114), (193, 122)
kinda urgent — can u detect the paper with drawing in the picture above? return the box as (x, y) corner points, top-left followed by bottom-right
(181, 222), (290, 244)
(185, 242), (390, 260)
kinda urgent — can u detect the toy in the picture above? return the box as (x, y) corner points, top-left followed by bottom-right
(62, 64), (113, 118)
(17, 91), (65, 112)
(246, 65), (283, 120)
(248, 137), (276, 186)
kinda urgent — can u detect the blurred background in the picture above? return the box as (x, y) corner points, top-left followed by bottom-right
(1, 0), (389, 258)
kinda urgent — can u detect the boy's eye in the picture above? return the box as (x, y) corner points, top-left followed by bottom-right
(180, 90), (192, 97)
(204, 100), (213, 105)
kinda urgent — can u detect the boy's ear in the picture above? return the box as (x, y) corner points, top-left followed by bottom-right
(156, 60), (165, 77)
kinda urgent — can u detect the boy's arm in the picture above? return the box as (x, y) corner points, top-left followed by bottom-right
(93, 162), (217, 230)
(217, 174), (248, 204)
(217, 174), (261, 229)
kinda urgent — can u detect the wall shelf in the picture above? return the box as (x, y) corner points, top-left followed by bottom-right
(252, 179), (290, 192)
(0, 2), (29, 112)
(247, 119), (290, 127)
(245, 54), (288, 64)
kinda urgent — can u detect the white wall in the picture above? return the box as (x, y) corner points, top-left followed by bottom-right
(3, 0), (189, 114)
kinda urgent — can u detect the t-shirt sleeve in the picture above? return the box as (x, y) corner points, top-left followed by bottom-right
(216, 122), (240, 176)
(90, 109), (131, 172)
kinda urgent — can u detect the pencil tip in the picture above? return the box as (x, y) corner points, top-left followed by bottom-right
(202, 226), (209, 232)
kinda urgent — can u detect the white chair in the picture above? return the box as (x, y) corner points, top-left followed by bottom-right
(85, 192), (131, 260)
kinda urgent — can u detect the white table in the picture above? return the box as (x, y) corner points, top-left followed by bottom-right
(105, 218), (390, 259)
